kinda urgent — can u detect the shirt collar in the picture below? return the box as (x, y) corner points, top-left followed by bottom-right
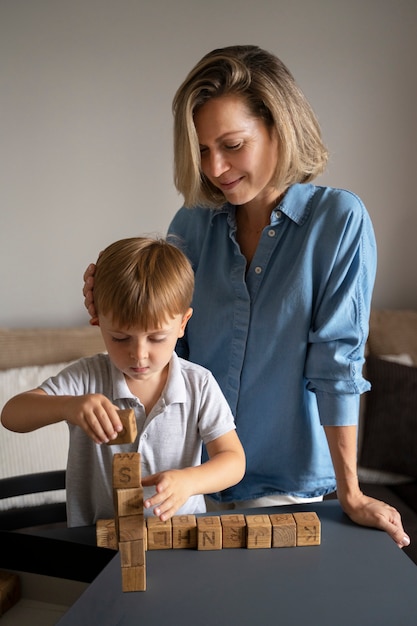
(210, 183), (316, 227)
(111, 352), (186, 405)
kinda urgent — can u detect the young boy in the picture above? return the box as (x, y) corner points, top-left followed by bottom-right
(1, 237), (245, 527)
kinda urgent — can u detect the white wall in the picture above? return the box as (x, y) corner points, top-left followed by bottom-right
(1, 0), (416, 327)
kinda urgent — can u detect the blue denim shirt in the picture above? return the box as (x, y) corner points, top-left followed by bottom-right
(168, 183), (377, 501)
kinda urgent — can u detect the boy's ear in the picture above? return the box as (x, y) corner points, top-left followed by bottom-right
(179, 307), (193, 336)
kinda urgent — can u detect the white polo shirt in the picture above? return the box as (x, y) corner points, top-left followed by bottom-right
(40, 352), (236, 527)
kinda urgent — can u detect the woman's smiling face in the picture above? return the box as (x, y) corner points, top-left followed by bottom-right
(194, 94), (280, 210)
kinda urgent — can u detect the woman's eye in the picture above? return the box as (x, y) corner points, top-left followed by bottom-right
(226, 142), (242, 150)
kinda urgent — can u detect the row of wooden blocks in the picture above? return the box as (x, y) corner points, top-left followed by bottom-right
(98, 510), (321, 552)
(109, 452), (321, 592)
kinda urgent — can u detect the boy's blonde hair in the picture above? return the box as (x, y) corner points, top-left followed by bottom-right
(94, 237), (194, 329)
(173, 45), (329, 208)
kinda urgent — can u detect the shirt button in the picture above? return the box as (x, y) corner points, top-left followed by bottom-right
(268, 229), (276, 237)
(255, 266), (262, 274)
(275, 210), (282, 219)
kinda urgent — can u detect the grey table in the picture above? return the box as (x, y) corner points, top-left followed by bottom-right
(4, 500), (417, 625)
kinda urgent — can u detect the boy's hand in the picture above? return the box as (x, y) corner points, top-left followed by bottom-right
(142, 469), (194, 521)
(65, 394), (123, 444)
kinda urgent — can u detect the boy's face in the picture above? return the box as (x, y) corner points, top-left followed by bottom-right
(98, 308), (192, 384)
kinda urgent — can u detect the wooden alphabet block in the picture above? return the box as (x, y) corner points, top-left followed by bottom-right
(0, 571), (20, 617)
(107, 409), (138, 445)
(114, 487), (144, 517)
(221, 514), (246, 548)
(246, 514), (272, 549)
(118, 514), (145, 542)
(197, 516), (222, 550)
(293, 511), (321, 546)
(120, 539), (146, 567)
(172, 515), (197, 549)
(96, 518), (118, 549)
(270, 513), (296, 548)
(147, 518), (173, 550)
(121, 565), (146, 592)
(112, 452), (141, 489)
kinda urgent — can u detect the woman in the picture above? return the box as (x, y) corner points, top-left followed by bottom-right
(85, 45), (409, 547)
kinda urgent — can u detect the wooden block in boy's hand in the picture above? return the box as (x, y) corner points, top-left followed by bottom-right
(107, 409), (137, 445)
(293, 511), (321, 546)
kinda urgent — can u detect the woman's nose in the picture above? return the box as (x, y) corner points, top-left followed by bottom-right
(207, 151), (230, 178)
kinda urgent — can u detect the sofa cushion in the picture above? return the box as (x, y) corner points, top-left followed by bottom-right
(0, 326), (105, 370)
(368, 309), (417, 365)
(360, 355), (417, 478)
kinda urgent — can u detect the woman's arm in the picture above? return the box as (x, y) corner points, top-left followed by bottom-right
(324, 425), (410, 548)
(142, 429), (246, 521)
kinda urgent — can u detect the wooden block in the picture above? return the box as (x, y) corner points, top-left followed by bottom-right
(197, 516), (222, 550)
(293, 512), (321, 546)
(107, 409), (138, 445)
(114, 487), (144, 517)
(270, 513), (296, 548)
(112, 452), (141, 489)
(172, 515), (197, 549)
(245, 515), (272, 549)
(0, 571), (20, 617)
(121, 565), (146, 592)
(147, 518), (172, 550)
(118, 514), (145, 542)
(221, 514), (246, 548)
(96, 518), (118, 549)
(120, 539), (146, 567)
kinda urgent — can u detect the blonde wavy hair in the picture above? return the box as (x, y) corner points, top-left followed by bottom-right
(173, 45), (328, 208)
(95, 237), (194, 329)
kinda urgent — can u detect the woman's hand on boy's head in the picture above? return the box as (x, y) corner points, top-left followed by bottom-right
(83, 262), (98, 323)
(64, 393), (123, 444)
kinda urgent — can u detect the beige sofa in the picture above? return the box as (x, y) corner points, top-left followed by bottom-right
(0, 326), (105, 515)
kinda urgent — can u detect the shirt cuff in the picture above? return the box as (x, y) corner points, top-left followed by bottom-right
(315, 391), (361, 427)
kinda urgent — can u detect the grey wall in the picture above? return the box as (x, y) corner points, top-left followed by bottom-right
(1, 0), (416, 328)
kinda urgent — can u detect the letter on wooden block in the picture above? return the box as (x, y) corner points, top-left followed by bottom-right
(114, 487), (144, 517)
(246, 515), (272, 549)
(96, 518), (118, 549)
(107, 409), (138, 445)
(172, 515), (197, 549)
(147, 518), (173, 550)
(197, 516), (222, 550)
(293, 512), (321, 546)
(0, 571), (20, 617)
(121, 565), (146, 592)
(270, 513), (296, 548)
(221, 514), (246, 548)
(112, 452), (141, 489)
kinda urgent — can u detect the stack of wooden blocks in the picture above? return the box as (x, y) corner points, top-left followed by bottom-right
(112, 452), (146, 592)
